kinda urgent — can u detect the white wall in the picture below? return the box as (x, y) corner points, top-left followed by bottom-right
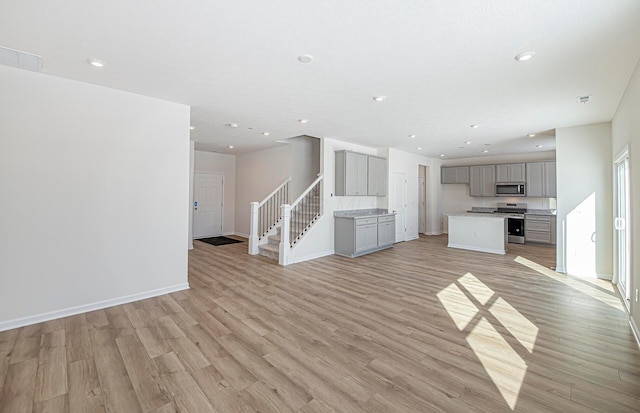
(611, 59), (640, 332)
(0, 66), (190, 330)
(387, 148), (443, 239)
(289, 138), (383, 263)
(194, 150), (236, 235)
(235, 145), (292, 236)
(556, 123), (613, 278)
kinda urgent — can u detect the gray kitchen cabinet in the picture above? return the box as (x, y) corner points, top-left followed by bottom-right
(355, 220), (378, 252)
(526, 161), (556, 197)
(334, 214), (395, 257)
(470, 165), (495, 197)
(367, 156), (387, 196)
(335, 151), (368, 196)
(525, 214), (556, 244)
(496, 163), (525, 182)
(441, 166), (470, 184)
(377, 215), (396, 246)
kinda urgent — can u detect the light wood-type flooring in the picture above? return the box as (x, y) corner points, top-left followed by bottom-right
(1, 235), (639, 412)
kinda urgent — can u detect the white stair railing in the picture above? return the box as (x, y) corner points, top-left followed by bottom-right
(288, 175), (323, 248)
(278, 175), (323, 265)
(248, 178), (290, 255)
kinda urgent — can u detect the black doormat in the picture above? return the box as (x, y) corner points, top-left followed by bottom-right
(197, 236), (244, 246)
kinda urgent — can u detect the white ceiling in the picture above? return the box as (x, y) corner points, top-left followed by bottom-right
(2, 1), (639, 159)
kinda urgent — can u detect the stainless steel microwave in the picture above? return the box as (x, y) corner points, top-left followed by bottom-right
(495, 183), (526, 196)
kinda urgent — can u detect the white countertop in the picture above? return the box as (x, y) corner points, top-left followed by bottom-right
(447, 212), (507, 220)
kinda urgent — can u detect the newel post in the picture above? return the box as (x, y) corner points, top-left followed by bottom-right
(279, 204), (291, 266)
(248, 202), (259, 255)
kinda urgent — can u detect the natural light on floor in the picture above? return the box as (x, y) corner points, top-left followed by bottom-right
(437, 272), (538, 410)
(514, 256), (624, 312)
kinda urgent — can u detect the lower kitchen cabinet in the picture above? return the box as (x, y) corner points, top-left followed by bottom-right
(335, 214), (395, 257)
(525, 214), (556, 245)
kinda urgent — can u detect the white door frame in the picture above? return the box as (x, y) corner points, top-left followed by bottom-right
(193, 171), (224, 239)
(613, 146), (631, 307)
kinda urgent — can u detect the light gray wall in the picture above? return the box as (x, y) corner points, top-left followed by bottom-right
(555, 123), (613, 278)
(0, 66), (190, 329)
(194, 150), (236, 235)
(289, 136), (321, 200)
(234, 145), (292, 236)
(612, 58), (640, 330)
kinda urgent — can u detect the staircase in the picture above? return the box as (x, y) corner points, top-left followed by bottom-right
(250, 175), (323, 265)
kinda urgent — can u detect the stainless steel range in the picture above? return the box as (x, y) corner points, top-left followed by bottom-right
(495, 202), (527, 244)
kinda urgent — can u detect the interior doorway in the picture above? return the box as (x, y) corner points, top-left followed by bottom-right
(419, 165), (428, 234)
(391, 172), (407, 242)
(193, 172), (223, 239)
(614, 147), (631, 307)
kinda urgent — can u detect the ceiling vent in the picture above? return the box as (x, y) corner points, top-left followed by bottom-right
(0, 46), (42, 72)
(576, 95), (591, 104)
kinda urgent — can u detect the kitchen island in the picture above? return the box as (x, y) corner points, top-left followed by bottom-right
(447, 213), (508, 254)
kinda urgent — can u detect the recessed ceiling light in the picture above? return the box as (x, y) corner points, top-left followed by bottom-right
(515, 51), (536, 62)
(409, 134), (416, 138)
(297, 54), (313, 63)
(373, 96), (386, 102)
(470, 124), (480, 129)
(440, 154), (445, 157)
(228, 145), (234, 149)
(262, 132), (270, 136)
(528, 134), (536, 138)
(229, 123), (238, 128)
(465, 141), (471, 145)
(87, 58), (105, 68)
(536, 144), (543, 148)
(298, 119), (309, 124)
(416, 147), (422, 150)
(189, 126), (195, 130)
(482, 149), (489, 153)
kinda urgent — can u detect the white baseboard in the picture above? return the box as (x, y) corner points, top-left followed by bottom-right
(290, 250), (334, 265)
(630, 317), (640, 350)
(424, 231), (443, 236)
(447, 243), (506, 255)
(0, 283), (190, 332)
(597, 273), (613, 281)
(555, 266), (567, 274)
(234, 232), (250, 238)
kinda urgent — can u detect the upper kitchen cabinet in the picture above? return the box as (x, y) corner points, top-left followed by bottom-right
(441, 166), (470, 184)
(336, 151), (368, 196)
(470, 165), (495, 197)
(526, 161), (556, 198)
(335, 151), (387, 196)
(367, 156), (387, 196)
(496, 163), (525, 183)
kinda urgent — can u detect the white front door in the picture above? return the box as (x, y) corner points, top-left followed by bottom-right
(193, 172), (223, 238)
(391, 172), (407, 242)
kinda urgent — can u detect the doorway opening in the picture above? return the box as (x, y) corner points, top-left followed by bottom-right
(391, 172), (407, 242)
(419, 165), (428, 234)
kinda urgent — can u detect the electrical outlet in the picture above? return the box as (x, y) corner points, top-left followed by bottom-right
(636, 289), (639, 303)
